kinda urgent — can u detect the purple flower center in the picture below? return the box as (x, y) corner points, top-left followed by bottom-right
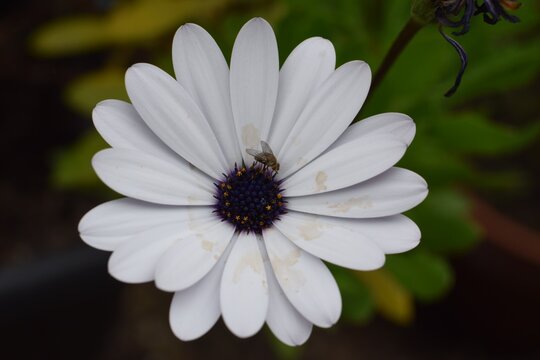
(213, 164), (286, 234)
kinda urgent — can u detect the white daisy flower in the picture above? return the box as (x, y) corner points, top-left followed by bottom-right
(79, 17), (428, 346)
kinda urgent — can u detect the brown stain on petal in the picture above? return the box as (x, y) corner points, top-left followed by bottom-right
(233, 251), (263, 283)
(315, 171), (328, 192)
(328, 196), (373, 213)
(201, 239), (215, 252)
(271, 249), (306, 292)
(298, 219), (325, 241)
(296, 157), (308, 167)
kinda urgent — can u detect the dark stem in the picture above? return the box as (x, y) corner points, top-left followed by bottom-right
(370, 18), (424, 96)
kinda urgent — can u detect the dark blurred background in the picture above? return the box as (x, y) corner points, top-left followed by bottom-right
(0, 0), (539, 359)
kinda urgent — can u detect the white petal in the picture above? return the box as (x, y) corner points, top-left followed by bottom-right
(155, 221), (236, 292)
(92, 99), (179, 164)
(287, 167), (428, 218)
(78, 198), (212, 251)
(173, 24), (242, 164)
(345, 215), (421, 254)
(108, 217), (219, 283)
(230, 18), (279, 161)
(277, 61), (371, 178)
(125, 63), (228, 178)
(169, 236), (233, 341)
(264, 227), (341, 328)
(274, 211), (385, 270)
(261, 243), (312, 346)
(283, 134), (406, 197)
(220, 232), (268, 338)
(92, 148), (214, 205)
(268, 37), (335, 153)
(329, 112), (416, 151)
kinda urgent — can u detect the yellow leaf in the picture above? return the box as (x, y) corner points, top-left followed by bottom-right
(107, 0), (220, 43)
(64, 68), (128, 115)
(30, 16), (108, 56)
(356, 269), (414, 325)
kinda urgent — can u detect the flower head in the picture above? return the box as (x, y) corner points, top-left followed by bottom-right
(79, 18), (428, 345)
(434, 0), (521, 96)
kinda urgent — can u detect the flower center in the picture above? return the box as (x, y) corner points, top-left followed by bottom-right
(213, 164), (286, 234)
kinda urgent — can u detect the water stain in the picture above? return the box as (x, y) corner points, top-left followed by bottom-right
(233, 251), (263, 283)
(328, 196), (373, 213)
(315, 171), (328, 192)
(201, 239), (215, 252)
(270, 248), (306, 292)
(296, 157), (308, 167)
(298, 219), (324, 240)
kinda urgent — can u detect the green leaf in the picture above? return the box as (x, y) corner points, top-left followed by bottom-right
(330, 266), (374, 324)
(51, 130), (107, 188)
(432, 113), (540, 156)
(454, 39), (540, 100)
(399, 135), (474, 186)
(385, 250), (454, 303)
(64, 68), (128, 115)
(408, 188), (481, 254)
(356, 270), (414, 326)
(30, 0), (232, 56)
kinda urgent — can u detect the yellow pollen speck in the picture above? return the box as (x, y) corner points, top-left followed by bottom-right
(236, 171), (243, 176)
(223, 192), (229, 197)
(278, 202), (283, 206)
(265, 205), (272, 211)
(225, 202), (230, 207)
(259, 221), (264, 226)
(277, 194), (282, 199)
(227, 185), (232, 190)
(235, 215), (241, 221)
(243, 216), (249, 221)
(227, 212), (231, 217)
(220, 182), (226, 188)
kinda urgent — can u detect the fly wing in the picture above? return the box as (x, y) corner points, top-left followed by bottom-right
(246, 148), (262, 157)
(260, 140), (274, 155)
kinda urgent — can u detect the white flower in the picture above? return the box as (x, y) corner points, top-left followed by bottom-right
(79, 17), (428, 346)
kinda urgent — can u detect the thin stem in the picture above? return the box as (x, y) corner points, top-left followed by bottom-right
(370, 18), (424, 96)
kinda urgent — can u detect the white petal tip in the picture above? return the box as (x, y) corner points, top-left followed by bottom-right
(78, 232), (95, 246)
(250, 17), (270, 24)
(170, 332), (200, 342)
(154, 281), (177, 293)
(77, 214), (89, 233)
(223, 319), (265, 339)
(92, 99), (116, 113)
(240, 17), (274, 33)
(355, 255), (386, 271)
(125, 63), (153, 80)
(278, 328), (313, 347)
(410, 240), (421, 250)
(349, 60), (371, 73)
(175, 23), (203, 36)
(169, 312), (212, 342)
(107, 266), (149, 284)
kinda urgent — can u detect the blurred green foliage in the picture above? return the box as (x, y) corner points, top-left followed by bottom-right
(34, 0), (540, 342)
(31, 0), (232, 56)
